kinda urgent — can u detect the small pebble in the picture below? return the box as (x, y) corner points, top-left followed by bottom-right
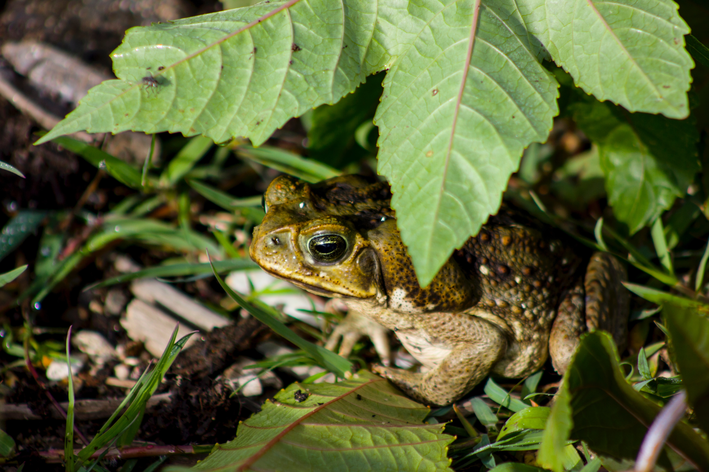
(46, 354), (87, 381)
(114, 364), (131, 381)
(72, 330), (115, 362)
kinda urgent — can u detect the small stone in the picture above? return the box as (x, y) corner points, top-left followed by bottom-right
(46, 354), (87, 381)
(114, 364), (130, 380)
(72, 330), (115, 362)
(105, 289), (128, 316)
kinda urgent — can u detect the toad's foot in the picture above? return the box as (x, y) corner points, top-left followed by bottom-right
(325, 311), (391, 365)
(373, 333), (506, 406)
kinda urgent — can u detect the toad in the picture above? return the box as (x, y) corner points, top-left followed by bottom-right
(249, 175), (629, 405)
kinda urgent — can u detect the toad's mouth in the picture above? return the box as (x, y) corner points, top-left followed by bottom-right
(259, 266), (341, 298)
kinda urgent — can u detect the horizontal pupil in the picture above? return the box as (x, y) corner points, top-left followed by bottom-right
(316, 242), (338, 254)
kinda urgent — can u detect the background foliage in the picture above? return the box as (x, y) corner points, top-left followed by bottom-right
(2, 0), (708, 470)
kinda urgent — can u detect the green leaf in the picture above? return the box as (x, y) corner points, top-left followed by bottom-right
(0, 160), (25, 178)
(540, 331), (709, 472)
(0, 429), (16, 458)
(543, 0), (693, 118)
(209, 258), (353, 377)
(499, 407), (550, 440)
(0, 211), (47, 263)
(470, 396), (499, 431)
(376, 0), (558, 286)
(569, 97), (699, 234)
(538, 373), (573, 472)
(307, 72), (383, 167)
(663, 303), (709, 435)
(484, 378), (529, 413)
(0, 265), (27, 288)
(36, 1), (380, 146)
(175, 371), (453, 472)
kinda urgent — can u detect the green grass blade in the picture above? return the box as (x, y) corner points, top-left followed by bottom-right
(623, 283), (708, 309)
(237, 145), (339, 183)
(696, 239), (709, 293)
(0, 160), (25, 178)
(651, 217), (674, 276)
(209, 257), (352, 377)
(52, 136), (145, 188)
(160, 136), (213, 186)
(87, 259), (257, 289)
(687, 35), (709, 69)
(187, 179), (262, 211)
(77, 326), (194, 464)
(0, 265), (27, 287)
(65, 326), (76, 472)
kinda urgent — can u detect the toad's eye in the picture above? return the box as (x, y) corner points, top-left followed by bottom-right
(262, 195), (268, 213)
(307, 234), (348, 263)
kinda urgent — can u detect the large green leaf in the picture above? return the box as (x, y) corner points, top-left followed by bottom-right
(538, 331), (709, 472)
(569, 96), (699, 233)
(543, 0), (693, 119)
(663, 303), (709, 436)
(375, 0), (558, 285)
(172, 371), (453, 472)
(34, 0), (696, 285)
(36, 0), (381, 146)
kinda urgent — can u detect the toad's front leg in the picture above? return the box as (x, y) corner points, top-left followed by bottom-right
(373, 314), (507, 406)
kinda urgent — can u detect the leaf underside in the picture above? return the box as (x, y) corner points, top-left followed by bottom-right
(35, 0), (695, 284)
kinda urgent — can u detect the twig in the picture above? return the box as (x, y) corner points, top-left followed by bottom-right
(0, 72), (94, 142)
(634, 390), (688, 472)
(38, 444), (204, 463)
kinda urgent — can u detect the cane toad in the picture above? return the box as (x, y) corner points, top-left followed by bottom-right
(249, 175), (629, 405)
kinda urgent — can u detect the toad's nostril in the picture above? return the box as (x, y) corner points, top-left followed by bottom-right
(270, 236), (281, 246)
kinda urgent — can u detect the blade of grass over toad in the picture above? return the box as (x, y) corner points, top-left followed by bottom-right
(237, 145), (340, 183)
(187, 179), (262, 211)
(601, 223), (678, 287)
(52, 136), (145, 188)
(87, 259), (257, 289)
(208, 255), (352, 377)
(624, 283), (709, 309)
